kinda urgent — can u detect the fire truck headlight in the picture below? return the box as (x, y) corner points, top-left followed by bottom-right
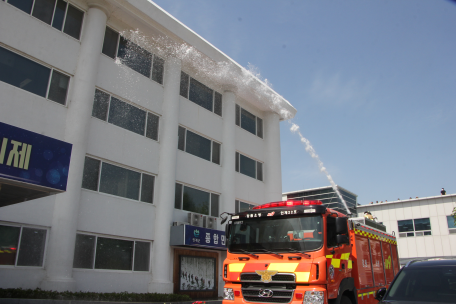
(303, 291), (324, 304)
(224, 288), (234, 300)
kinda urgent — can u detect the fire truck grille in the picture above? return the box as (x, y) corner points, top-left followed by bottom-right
(240, 273), (296, 283)
(242, 288), (294, 303)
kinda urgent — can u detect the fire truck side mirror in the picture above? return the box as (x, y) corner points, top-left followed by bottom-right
(335, 217), (348, 235)
(336, 234), (349, 245)
(221, 216), (228, 225)
(375, 287), (387, 301)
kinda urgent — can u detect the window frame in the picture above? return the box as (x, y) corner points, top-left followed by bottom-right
(0, 45), (72, 106)
(235, 104), (263, 138)
(6, 0), (85, 41)
(446, 215), (456, 234)
(91, 88), (160, 142)
(73, 232), (151, 272)
(81, 156), (156, 204)
(0, 223), (49, 268)
(101, 26), (165, 85)
(174, 182), (220, 217)
(235, 151), (264, 181)
(179, 72), (223, 117)
(397, 218), (432, 237)
(177, 126), (221, 165)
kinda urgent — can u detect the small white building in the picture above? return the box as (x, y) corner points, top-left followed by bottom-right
(0, 0), (296, 297)
(357, 194), (456, 265)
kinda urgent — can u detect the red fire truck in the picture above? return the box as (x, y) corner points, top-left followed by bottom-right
(221, 200), (400, 304)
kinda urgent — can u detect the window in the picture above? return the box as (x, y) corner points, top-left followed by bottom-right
(235, 152), (263, 181)
(81, 156), (155, 203)
(178, 126), (221, 165)
(101, 27), (164, 84)
(179, 72), (222, 116)
(235, 200), (256, 213)
(73, 233), (150, 271)
(398, 218), (432, 237)
(0, 46), (70, 105)
(7, 0), (84, 39)
(446, 216), (456, 234)
(0, 224), (47, 267)
(235, 104), (263, 138)
(174, 183), (219, 217)
(92, 89), (160, 141)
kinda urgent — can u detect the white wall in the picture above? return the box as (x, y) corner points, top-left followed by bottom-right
(358, 195), (456, 260)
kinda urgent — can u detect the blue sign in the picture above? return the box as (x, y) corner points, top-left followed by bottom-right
(184, 225), (226, 250)
(0, 122), (73, 191)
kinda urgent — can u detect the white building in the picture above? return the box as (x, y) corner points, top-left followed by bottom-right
(0, 0), (296, 296)
(357, 194), (456, 265)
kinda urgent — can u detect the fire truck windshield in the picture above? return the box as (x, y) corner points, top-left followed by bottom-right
(228, 215), (323, 253)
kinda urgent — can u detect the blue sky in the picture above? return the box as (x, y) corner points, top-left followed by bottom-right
(152, 0), (456, 206)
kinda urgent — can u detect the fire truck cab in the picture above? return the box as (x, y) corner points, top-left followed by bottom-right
(222, 200), (400, 304)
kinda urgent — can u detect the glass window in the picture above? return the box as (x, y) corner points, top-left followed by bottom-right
(185, 130), (211, 161)
(174, 183), (183, 209)
(140, 174), (155, 204)
(241, 108), (256, 135)
(92, 89), (110, 121)
(235, 152), (240, 172)
(183, 186), (210, 215)
(47, 70), (69, 105)
(212, 141), (220, 165)
(108, 97), (146, 136)
(146, 113), (159, 141)
(81, 157), (100, 191)
(63, 4), (84, 40)
(189, 78), (213, 111)
(214, 92), (222, 116)
(447, 215), (456, 229)
(152, 56), (164, 84)
(102, 27), (119, 59)
(240, 154), (256, 179)
(0, 46), (51, 98)
(256, 162), (263, 181)
(398, 220), (414, 232)
(52, 0), (66, 30)
(256, 117), (263, 138)
(117, 37), (152, 78)
(237, 201), (255, 213)
(16, 227), (47, 267)
(0, 225), (20, 265)
(178, 126), (186, 151)
(8, 0), (34, 14)
(326, 216), (337, 247)
(32, 0), (56, 25)
(235, 104), (241, 126)
(95, 237), (133, 271)
(210, 193), (219, 217)
(414, 218), (431, 231)
(73, 234), (95, 269)
(99, 162), (141, 201)
(180, 72), (189, 98)
(133, 241), (150, 271)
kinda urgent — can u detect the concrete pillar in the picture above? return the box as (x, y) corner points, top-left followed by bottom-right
(221, 91), (236, 215)
(40, 5), (108, 292)
(149, 57), (182, 293)
(264, 112), (282, 202)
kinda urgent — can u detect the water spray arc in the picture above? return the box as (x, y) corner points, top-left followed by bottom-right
(115, 29), (350, 215)
(290, 122), (351, 215)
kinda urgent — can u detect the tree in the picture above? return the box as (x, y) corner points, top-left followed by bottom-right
(452, 207), (456, 225)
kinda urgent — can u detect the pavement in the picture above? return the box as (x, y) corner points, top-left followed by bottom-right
(0, 300), (223, 304)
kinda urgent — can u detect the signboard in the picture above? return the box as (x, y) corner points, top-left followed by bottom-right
(0, 122), (73, 191)
(170, 224), (226, 250)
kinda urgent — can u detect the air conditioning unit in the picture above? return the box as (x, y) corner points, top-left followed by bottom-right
(188, 212), (203, 227)
(206, 216), (217, 230)
(173, 221), (187, 226)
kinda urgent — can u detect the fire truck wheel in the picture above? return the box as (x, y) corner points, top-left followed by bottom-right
(340, 295), (352, 304)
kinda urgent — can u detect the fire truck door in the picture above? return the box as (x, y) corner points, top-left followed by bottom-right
(382, 242), (394, 284)
(369, 239), (385, 287)
(354, 236), (374, 289)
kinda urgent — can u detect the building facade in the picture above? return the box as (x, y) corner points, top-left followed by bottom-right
(357, 194), (456, 265)
(282, 185), (357, 216)
(0, 0), (296, 296)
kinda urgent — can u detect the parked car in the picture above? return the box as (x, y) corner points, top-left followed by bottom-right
(375, 259), (456, 303)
